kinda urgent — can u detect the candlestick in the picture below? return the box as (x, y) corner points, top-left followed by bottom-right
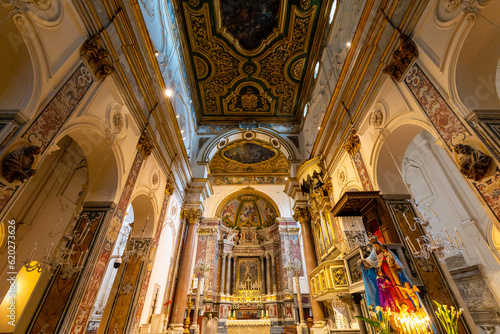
(454, 227), (464, 247)
(444, 227), (452, 244)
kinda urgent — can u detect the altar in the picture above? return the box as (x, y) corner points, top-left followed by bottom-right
(226, 319), (271, 334)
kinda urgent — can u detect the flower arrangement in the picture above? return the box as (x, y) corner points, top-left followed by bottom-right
(355, 306), (392, 334)
(433, 300), (463, 334)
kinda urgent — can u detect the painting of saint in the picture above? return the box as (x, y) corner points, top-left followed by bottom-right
(221, 200), (238, 226)
(238, 258), (259, 286)
(223, 142), (276, 164)
(237, 201), (259, 227)
(220, 0), (280, 50)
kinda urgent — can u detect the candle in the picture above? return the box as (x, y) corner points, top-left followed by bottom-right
(405, 237), (417, 254)
(455, 227), (464, 247)
(29, 242), (37, 261)
(454, 235), (460, 248)
(444, 227), (452, 244)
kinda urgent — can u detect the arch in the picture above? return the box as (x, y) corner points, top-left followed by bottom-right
(372, 123), (439, 194)
(200, 128), (298, 163)
(451, 1), (500, 112)
(0, 16), (36, 112)
(53, 124), (121, 203)
(129, 193), (157, 238)
(215, 187), (281, 228)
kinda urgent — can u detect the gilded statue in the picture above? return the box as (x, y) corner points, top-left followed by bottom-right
(454, 144), (492, 181)
(2, 145), (41, 183)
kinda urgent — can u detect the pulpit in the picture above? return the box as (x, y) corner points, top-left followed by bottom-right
(226, 319), (271, 334)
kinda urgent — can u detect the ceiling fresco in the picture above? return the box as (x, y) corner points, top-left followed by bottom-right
(174, 0), (331, 124)
(209, 140), (289, 175)
(217, 188), (279, 228)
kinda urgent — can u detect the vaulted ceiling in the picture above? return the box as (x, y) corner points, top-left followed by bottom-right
(172, 0), (333, 125)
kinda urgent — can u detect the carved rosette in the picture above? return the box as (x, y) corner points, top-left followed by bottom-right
(343, 129), (361, 156)
(383, 34), (418, 82)
(137, 132), (154, 158)
(181, 208), (203, 225)
(80, 35), (114, 80)
(293, 207), (310, 225)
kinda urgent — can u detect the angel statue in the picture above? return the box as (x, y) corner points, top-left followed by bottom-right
(201, 313), (218, 334)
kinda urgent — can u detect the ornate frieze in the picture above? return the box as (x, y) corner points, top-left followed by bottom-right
(383, 34), (418, 82)
(80, 35), (114, 80)
(444, 0), (489, 13)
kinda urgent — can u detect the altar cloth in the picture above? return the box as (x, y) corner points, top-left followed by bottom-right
(226, 319), (271, 334)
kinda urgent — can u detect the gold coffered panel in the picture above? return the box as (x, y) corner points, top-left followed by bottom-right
(174, 0), (331, 124)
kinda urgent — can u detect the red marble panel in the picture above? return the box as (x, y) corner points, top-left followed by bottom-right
(404, 64), (500, 222)
(353, 150), (374, 191)
(70, 151), (144, 334)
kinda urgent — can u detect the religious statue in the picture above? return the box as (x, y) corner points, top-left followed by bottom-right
(201, 313), (218, 334)
(397, 282), (421, 310)
(454, 143), (492, 181)
(358, 239), (420, 313)
(2, 145), (41, 183)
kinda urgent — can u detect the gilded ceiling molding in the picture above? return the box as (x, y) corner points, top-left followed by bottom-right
(343, 129), (361, 156)
(383, 34), (418, 82)
(80, 35), (114, 80)
(137, 132), (154, 158)
(181, 208), (203, 225)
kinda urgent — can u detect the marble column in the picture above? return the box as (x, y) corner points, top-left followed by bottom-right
(295, 274), (305, 325)
(225, 256), (232, 296)
(232, 256), (237, 294)
(171, 208), (202, 328)
(270, 254), (277, 295)
(352, 294), (367, 334)
(293, 208), (325, 322)
(260, 256), (266, 294)
(266, 255), (271, 295)
(220, 255), (226, 296)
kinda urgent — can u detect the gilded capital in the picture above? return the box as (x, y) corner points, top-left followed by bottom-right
(137, 132), (154, 158)
(165, 176), (175, 196)
(293, 207), (310, 225)
(180, 208), (202, 225)
(343, 129), (361, 156)
(80, 34), (114, 79)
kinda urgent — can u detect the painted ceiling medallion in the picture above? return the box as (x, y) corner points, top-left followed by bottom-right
(176, 0), (329, 124)
(209, 140), (289, 174)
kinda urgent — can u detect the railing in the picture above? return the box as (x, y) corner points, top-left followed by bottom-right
(309, 260), (349, 299)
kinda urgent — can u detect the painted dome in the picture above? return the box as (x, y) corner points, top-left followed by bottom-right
(217, 188), (279, 228)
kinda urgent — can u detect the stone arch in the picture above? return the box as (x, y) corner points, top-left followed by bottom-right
(451, 1), (500, 112)
(129, 193), (157, 238)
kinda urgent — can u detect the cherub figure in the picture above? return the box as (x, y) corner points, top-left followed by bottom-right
(397, 281), (421, 310)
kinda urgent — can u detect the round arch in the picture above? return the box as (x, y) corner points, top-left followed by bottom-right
(129, 193), (157, 238)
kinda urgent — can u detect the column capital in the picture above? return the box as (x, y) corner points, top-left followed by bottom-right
(137, 131), (154, 158)
(293, 207), (310, 225)
(180, 208), (203, 225)
(165, 173), (175, 196)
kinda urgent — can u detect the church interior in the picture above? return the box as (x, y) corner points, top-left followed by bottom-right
(1, 0), (500, 333)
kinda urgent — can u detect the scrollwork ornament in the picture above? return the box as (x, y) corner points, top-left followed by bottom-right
(137, 132), (154, 158)
(80, 35), (114, 80)
(444, 0), (489, 13)
(2, 145), (41, 183)
(343, 129), (361, 156)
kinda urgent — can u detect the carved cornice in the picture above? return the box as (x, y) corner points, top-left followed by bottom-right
(343, 129), (361, 156)
(383, 34), (418, 82)
(293, 207), (310, 225)
(137, 132), (154, 158)
(181, 208), (203, 225)
(445, 0), (489, 13)
(80, 34), (114, 80)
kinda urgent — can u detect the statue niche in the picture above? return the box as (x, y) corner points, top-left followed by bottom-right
(454, 143), (492, 181)
(2, 145), (41, 183)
